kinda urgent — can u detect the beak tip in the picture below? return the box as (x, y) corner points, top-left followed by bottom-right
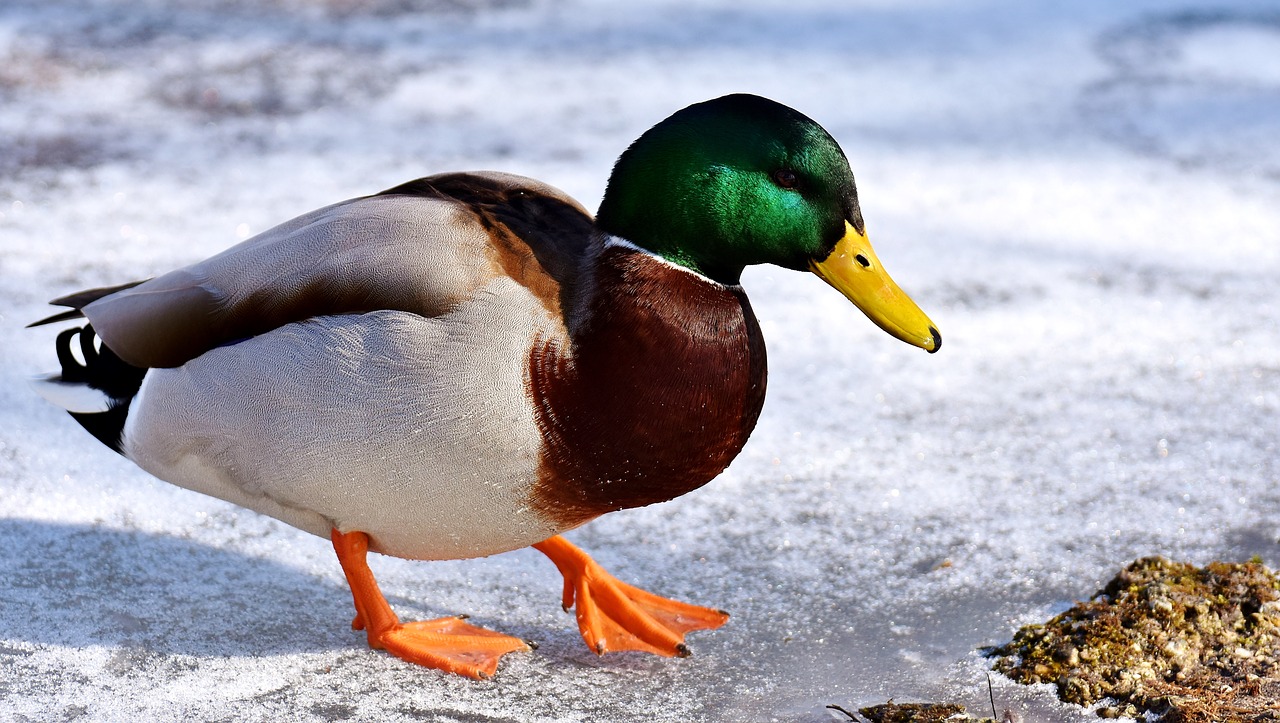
(927, 326), (942, 354)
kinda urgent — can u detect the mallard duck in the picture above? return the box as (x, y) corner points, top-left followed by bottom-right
(31, 94), (939, 678)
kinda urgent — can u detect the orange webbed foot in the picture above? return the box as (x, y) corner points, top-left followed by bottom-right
(375, 615), (532, 678)
(532, 535), (729, 657)
(332, 529), (531, 678)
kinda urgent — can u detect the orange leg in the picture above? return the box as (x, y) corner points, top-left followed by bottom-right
(331, 529), (531, 678)
(532, 535), (729, 657)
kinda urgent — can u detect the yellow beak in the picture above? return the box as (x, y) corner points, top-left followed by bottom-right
(809, 222), (941, 353)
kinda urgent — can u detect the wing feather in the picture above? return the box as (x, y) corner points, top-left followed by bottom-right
(49, 172), (593, 368)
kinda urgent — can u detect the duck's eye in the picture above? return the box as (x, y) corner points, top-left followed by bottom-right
(855, 254), (871, 268)
(772, 169), (800, 189)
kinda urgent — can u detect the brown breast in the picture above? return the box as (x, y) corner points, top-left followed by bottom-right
(526, 245), (768, 529)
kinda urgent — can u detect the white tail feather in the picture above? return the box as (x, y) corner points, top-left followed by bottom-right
(30, 374), (113, 414)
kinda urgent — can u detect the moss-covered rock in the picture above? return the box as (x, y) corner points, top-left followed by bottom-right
(986, 556), (1280, 722)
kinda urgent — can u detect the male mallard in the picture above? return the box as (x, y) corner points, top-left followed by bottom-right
(31, 94), (939, 678)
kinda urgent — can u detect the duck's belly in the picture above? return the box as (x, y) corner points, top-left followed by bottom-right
(123, 288), (564, 561)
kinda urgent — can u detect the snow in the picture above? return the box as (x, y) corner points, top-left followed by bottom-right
(2, 0), (1279, 721)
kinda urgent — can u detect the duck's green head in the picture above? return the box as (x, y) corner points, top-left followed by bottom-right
(597, 94), (940, 353)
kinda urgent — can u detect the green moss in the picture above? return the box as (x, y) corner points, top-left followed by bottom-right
(985, 557), (1280, 722)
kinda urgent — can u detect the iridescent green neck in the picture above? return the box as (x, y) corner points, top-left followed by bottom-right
(595, 94), (862, 285)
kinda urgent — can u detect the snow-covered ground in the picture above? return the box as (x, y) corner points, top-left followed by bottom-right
(2, 1), (1279, 720)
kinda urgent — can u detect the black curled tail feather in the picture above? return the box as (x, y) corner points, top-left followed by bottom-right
(54, 325), (147, 455)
